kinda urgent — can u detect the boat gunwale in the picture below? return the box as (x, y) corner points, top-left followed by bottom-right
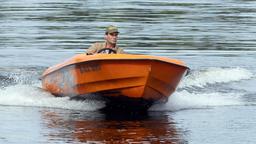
(42, 54), (189, 78)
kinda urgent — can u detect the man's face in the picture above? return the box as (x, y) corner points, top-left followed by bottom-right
(105, 32), (118, 45)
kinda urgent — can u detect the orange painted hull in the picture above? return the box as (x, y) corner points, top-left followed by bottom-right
(42, 54), (188, 109)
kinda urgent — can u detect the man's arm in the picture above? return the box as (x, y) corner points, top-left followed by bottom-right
(86, 43), (98, 55)
(116, 47), (125, 54)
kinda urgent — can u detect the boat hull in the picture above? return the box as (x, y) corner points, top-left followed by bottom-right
(41, 54), (188, 109)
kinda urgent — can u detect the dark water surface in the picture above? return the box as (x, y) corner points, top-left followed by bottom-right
(1, 0), (256, 143)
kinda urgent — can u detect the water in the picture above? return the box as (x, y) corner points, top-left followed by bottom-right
(1, 0), (256, 143)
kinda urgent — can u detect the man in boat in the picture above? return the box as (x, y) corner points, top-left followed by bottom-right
(86, 25), (124, 55)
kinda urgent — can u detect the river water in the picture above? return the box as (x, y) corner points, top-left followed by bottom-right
(1, 0), (256, 143)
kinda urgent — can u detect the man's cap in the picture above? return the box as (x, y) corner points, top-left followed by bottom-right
(105, 25), (119, 34)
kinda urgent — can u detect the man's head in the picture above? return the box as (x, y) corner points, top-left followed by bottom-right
(105, 25), (119, 45)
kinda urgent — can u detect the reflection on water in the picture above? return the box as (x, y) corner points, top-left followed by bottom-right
(42, 110), (186, 143)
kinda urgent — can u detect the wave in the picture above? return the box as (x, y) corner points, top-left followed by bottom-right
(0, 66), (44, 87)
(179, 67), (253, 88)
(150, 90), (246, 111)
(0, 85), (104, 111)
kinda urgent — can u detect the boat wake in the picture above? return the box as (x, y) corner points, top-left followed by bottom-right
(0, 67), (254, 111)
(179, 67), (253, 88)
(0, 84), (104, 111)
(150, 91), (245, 111)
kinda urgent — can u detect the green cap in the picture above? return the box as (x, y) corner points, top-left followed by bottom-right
(105, 25), (119, 34)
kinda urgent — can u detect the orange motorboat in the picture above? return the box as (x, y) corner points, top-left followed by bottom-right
(41, 54), (189, 111)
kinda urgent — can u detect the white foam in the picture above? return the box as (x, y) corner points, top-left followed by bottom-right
(0, 85), (104, 111)
(179, 67), (253, 88)
(1, 67), (253, 112)
(150, 90), (245, 111)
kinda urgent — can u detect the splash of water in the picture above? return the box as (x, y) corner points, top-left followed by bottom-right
(150, 90), (245, 111)
(0, 85), (104, 111)
(179, 67), (253, 88)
